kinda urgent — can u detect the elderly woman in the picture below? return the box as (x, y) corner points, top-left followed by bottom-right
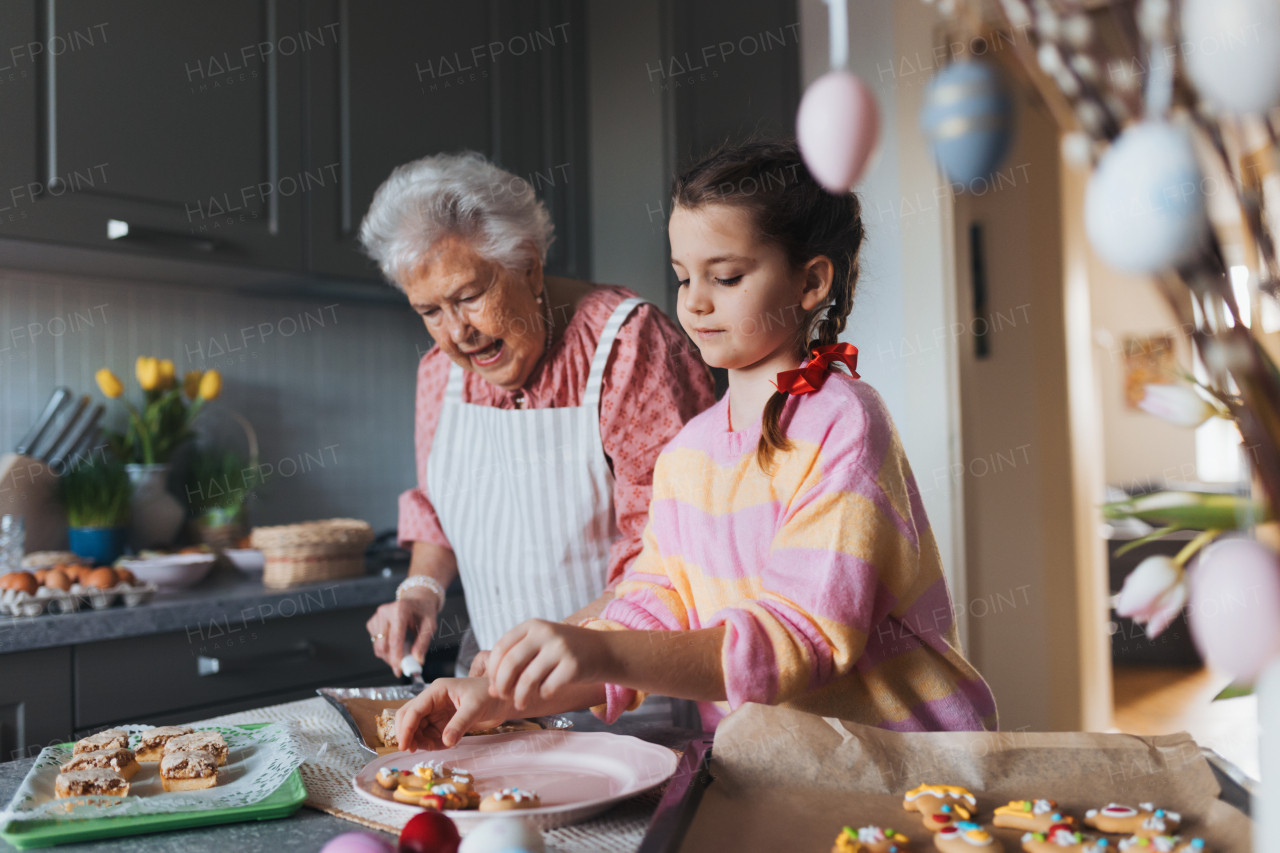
(361, 151), (715, 677)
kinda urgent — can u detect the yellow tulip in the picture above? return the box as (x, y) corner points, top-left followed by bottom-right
(198, 369), (222, 400)
(95, 368), (123, 399)
(135, 356), (160, 391)
(183, 370), (203, 399)
(158, 359), (176, 390)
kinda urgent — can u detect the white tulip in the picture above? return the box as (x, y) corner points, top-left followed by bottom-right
(1137, 383), (1219, 428)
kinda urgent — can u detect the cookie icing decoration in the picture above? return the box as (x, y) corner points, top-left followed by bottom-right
(904, 784), (978, 806)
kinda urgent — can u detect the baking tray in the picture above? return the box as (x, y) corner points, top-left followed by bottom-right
(316, 685), (573, 754)
(0, 723), (306, 850)
(634, 741), (1251, 853)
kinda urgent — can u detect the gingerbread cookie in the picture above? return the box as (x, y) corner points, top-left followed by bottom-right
(1119, 836), (1206, 853)
(479, 787), (541, 811)
(1021, 825), (1109, 853)
(419, 782), (480, 811)
(832, 826), (912, 853)
(1084, 805), (1180, 838)
(935, 822), (1002, 853)
(995, 800), (1077, 833)
(903, 784), (977, 831)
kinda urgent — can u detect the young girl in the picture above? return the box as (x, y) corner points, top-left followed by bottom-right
(395, 140), (997, 750)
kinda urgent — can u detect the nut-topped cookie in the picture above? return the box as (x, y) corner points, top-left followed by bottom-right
(54, 768), (129, 799)
(163, 731), (228, 766)
(1084, 805), (1180, 838)
(902, 784), (977, 830)
(136, 725), (194, 762)
(995, 800), (1077, 833)
(935, 822), (1003, 853)
(73, 730), (129, 756)
(60, 748), (140, 781)
(375, 708), (398, 748)
(159, 750), (218, 792)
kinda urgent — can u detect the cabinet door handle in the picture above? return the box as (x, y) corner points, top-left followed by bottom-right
(196, 641), (317, 676)
(107, 219), (220, 252)
(338, 0), (352, 234)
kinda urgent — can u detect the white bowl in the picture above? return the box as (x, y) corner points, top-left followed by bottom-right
(117, 553), (216, 590)
(224, 548), (265, 573)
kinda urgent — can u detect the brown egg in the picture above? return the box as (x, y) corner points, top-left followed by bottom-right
(85, 568), (118, 589)
(34, 569), (49, 584)
(114, 568), (135, 585)
(43, 569), (71, 591)
(0, 573), (13, 590)
(9, 572), (38, 595)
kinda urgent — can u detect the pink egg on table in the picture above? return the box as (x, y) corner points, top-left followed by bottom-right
(796, 70), (880, 193)
(1188, 538), (1280, 682)
(319, 832), (396, 853)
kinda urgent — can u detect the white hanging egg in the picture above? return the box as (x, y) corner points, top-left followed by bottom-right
(1084, 122), (1209, 274)
(1181, 0), (1280, 114)
(796, 70), (881, 193)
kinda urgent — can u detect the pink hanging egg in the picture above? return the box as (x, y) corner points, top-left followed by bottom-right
(796, 70), (880, 193)
(1187, 538), (1280, 682)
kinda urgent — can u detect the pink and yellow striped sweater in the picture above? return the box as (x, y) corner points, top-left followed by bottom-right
(589, 372), (998, 732)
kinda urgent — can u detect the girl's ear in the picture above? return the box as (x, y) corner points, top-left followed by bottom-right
(798, 255), (835, 311)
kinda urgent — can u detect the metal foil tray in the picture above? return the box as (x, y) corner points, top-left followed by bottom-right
(316, 685), (572, 754)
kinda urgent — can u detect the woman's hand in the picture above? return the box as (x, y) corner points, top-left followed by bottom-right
(487, 619), (613, 711)
(394, 678), (510, 750)
(367, 587), (441, 677)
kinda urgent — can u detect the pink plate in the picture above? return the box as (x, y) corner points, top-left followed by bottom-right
(352, 730), (679, 831)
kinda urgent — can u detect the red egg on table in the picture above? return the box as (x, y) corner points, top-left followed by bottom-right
(399, 811), (461, 853)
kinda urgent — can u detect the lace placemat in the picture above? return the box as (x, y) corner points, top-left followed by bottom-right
(193, 697), (663, 853)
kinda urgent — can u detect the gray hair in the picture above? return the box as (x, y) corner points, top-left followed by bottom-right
(359, 151), (555, 288)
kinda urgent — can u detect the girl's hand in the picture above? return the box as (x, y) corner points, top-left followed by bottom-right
(395, 678), (510, 750)
(488, 619), (612, 710)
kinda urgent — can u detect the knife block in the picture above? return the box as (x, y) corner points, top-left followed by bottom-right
(0, 453), (68, 553)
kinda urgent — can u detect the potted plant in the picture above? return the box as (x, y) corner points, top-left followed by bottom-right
(95, 359), (222, 550)
(58, 456), (132, 565)
(184, 447), (267, 548)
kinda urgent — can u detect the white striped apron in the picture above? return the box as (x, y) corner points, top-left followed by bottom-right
(426, 297), (645, 654)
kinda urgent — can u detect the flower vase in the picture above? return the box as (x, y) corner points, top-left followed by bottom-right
(125, 464), (185, 551)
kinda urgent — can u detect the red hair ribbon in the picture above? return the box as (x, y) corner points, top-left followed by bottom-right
(773, 343), (860, 395)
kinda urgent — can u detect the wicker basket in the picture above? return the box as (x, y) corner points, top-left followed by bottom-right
(250, 518), (375, 588)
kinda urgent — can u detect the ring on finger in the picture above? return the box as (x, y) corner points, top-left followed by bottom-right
(370, 633), (385, 642)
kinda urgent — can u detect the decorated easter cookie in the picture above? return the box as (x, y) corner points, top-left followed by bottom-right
(1084, 805), (1180, 837)
(995, 800), (1076, 833)
(479, 787), (541, 811)
(1118, 836), (1207, 853)
(831, 826), (912, 853)
(902, 784), (977, 830)
(1021, 826), (1110, 853)
(935, 822), (1003, 853)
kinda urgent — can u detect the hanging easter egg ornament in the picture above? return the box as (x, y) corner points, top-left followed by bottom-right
(920, 60), (1015, 185)
(1182, 0), (1280, 115)
(1187, 538), (1280, 683)
(1084, 122), (1209, 274)
(796, 0), (881, 193)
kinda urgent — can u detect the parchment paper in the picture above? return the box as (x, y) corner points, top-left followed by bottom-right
(679, 704), (1252, 853)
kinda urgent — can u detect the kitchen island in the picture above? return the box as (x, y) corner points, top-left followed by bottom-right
(0, 562), (467, 762)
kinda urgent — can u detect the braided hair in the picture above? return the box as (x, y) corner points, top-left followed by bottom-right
(671, 139), (865, 471)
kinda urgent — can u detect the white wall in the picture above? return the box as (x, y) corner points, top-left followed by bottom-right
(799, 0), (968, 634)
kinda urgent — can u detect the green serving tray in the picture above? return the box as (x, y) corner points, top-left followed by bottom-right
(0, 724), (307, 850)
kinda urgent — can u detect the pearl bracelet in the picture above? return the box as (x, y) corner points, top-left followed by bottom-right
(396, 575), (446, 613)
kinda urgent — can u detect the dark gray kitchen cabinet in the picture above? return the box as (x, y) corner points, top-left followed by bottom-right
(302, 0), (590, 282)
(0, 0), (308, 268)
(0, 647), (74, 762)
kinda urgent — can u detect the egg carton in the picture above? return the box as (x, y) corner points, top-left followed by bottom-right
(0, 581), (159, 617)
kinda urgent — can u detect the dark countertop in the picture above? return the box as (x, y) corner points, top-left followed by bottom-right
(0, 707), (699, 853)
(0, 564), (406, 654)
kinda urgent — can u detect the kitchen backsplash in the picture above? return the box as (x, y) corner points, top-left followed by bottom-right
(0, 267), (428, 533)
